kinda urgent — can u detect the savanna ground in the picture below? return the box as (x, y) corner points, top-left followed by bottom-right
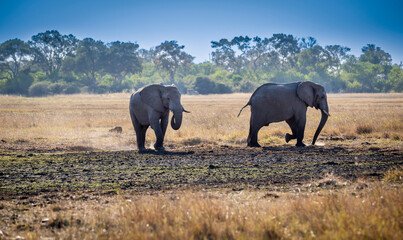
(0, 93), (402, 239)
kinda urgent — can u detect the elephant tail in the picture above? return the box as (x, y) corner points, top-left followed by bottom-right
(237, 101), (250, 117)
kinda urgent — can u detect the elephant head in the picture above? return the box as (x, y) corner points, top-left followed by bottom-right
(297, 81), (330, 145)
(140, 84), (189, 130)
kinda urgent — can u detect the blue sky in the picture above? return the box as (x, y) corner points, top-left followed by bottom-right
(1, 0), (402, 63)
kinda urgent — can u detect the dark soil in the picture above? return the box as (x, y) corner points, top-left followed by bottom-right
(1, 144), (401, 198)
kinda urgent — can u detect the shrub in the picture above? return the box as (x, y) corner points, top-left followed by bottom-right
(356, 124), (373, 134)
(230, 74), (242, 86)
(216, 83), (232, 94)
(29, 82), (50, 97)
(94, 85), (109, 94)
(49, 83), (65, 94)
(194, 76), (216, 94)
(239, 81), (256, 93)
(64, 85), (81, 94)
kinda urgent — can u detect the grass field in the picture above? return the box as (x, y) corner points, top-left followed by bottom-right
(0, 93), (402, 151)
(0, 93), (402, 239)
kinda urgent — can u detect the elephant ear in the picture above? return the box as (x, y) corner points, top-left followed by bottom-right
(140, 85), (165, 113)
(297, 82), (315, 107)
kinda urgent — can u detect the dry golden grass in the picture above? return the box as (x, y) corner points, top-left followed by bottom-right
(383, 167), (403, 183)
(0, 93), (402, 239)
(0, 92), (402, 151)
(1, 183), (401, 239)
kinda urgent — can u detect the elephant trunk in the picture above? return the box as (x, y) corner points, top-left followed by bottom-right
(171, 111), (183, 130)
(312, 110), (328, 145)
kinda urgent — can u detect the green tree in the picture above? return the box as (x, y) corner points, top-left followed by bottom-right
(194, 76), (216, 94)
(296, 45), (331, 75)
(231, 36), (252, 54)
(102, 41), (142, 92)
(357, 44), (393, 91)
(29, 30), (78, 82)
(63, 38), (106, 92)
(347, 62), (386, 92)
(245, 37), (279, 72)
(359, 44), (392, 65)
(138, 48), (154, 63)
(325, 45), (351, 74)
(0, 39), (31, 79)
(0, 39), (33, 94)
(211, 38), (243, 73)
(189, 62), (217, 76)
(386, 65), (403, 92)
(268, 33), (300, 69)
(299, 36), (317, 50)
(153, 41), (194, 84)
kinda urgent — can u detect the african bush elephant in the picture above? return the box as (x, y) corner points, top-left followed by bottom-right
(238, 81), (330, 147)
(129, 84), (190, 151)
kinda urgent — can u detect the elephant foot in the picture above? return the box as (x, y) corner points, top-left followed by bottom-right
(156, 147), (165, 152)
(137, 146), (146, 152)
(138, 148), (154, 154)
(285, 133), (291, 143)
(154, 143), (165, 152)
(295, 142), (306, 147)
(247, 142), (261, 148)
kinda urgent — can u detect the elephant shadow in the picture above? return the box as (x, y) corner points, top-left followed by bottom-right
(262, 145), (349, 154)
(262, 145), (307, 152)
(137, 149), (194, 156)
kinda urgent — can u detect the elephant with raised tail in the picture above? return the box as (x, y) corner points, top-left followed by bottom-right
(238, 81), (330, 147)
(129, 84), (190, 151)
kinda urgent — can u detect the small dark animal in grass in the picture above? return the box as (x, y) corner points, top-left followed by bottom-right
(238, 81), (330, 147)
(129, 84), (190, 151)
(109, 126), (122, 133)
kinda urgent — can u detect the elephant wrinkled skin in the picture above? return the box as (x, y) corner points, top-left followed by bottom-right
(238, 81), (330, 147)
(129, 84), (189, 151)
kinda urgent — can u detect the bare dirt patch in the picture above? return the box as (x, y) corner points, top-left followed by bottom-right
(1, 144), (401, 198)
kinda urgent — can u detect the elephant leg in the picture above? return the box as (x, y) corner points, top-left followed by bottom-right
(295, 117), (306, 147)
(160, 113), (169, 138)
(150, 117), (165, 151)
(133, 119), (147, 150)
(130, 110), (146, 151)
(139, 125), (149, 150)
(285, 119), (298, 143)
(247, 115), (262, 147)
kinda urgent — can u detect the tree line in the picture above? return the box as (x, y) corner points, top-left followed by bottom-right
(0, 30), (402, 96)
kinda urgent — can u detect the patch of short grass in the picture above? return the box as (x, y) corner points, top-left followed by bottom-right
(356, 124), (373, 134)
(383, 167), (402, 183)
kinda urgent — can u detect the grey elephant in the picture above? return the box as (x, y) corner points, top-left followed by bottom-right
(129, 84), (189, 151)
(238, 81), (330, 147)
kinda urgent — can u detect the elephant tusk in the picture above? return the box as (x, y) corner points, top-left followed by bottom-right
(322, 110), (331, 116)
(182, 108), (191, 113)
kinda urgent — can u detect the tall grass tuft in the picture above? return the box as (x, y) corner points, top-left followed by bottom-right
(356, 124), (373, 134)
(6, 184), (401, 239)
(383, 167), (402, 183)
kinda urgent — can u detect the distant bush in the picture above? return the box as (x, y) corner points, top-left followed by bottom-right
(216, 83), (232, 94)
(194, 76), (233, 94)
(64, 85), (81, 94)
(230, 74), (242, 86)
(239, 81), (257, 93)
(94, 85), (109, 94)
(49, 83), (65, 94)
(29, 82), (50, 97)
(194, 76), (216, 94)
